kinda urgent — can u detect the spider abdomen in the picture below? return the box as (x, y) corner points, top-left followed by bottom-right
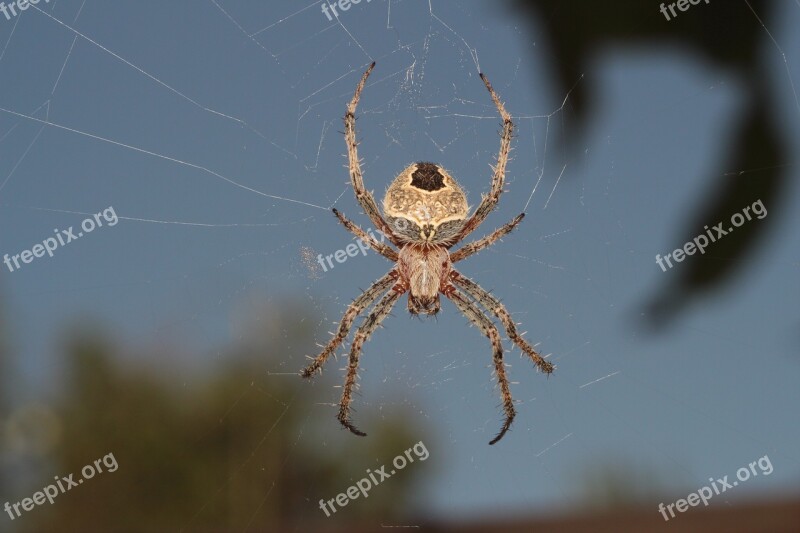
(397, 245), (450, 315)
(383, 162), (469, 245)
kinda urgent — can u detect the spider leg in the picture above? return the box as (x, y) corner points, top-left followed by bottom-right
(332, 208), (398, 262)
(344, 62), (402, 247)
(301, 271), (397, 378)
(338, 283), (405, 436)
(451, 271), (554, 375)
(443, 285), (515, 445)
(450, 213), (524, 263)
(452, 72), (514, 243)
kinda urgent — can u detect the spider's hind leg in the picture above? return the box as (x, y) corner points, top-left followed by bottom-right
(337, 285), (405, 436)
(301, 271), (396, 378)
(443, 285), (516, 445)
(451, 271), (554, 374)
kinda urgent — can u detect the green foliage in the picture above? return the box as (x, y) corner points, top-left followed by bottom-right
(24, 308), (428, 531)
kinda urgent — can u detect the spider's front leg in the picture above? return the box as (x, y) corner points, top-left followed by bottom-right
(344, 62), (402, 247)
(452, 72), (515, 243)
(332, 208), (398, 262)
(338, 282), (406, 436)
(443, 285), (516, 445)
(450, 213), (524, 262)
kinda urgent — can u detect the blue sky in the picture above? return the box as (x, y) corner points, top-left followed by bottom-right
(1, 0), (798, 523)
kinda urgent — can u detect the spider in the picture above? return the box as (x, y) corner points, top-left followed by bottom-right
(301, 62), (554, 445)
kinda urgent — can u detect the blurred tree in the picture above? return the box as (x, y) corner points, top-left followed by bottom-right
(24, 302), (429, 532)
(510, 0), (786, 328)
(0, 288), (9, 500)
(573, 459), (669, 511)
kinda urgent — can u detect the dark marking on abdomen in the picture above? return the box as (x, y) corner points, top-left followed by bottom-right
(411, 162), (446, 191)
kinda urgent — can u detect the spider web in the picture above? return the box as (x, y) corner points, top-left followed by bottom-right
(1, 0), (799, 529)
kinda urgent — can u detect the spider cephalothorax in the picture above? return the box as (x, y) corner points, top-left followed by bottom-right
(397, 244), (450, 315)
(301, 62), (554, 445)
